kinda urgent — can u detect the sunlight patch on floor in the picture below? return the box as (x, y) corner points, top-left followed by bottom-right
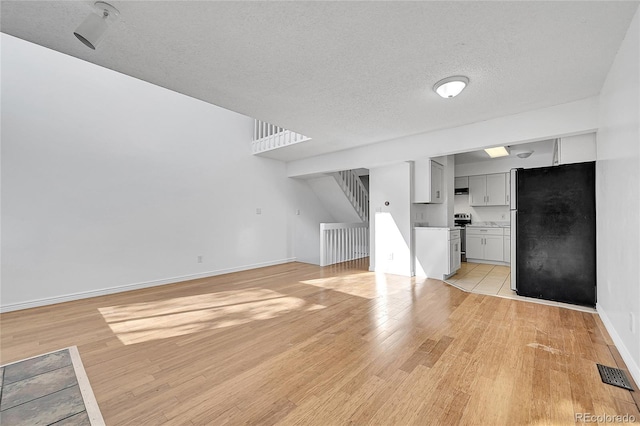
(99, 288), (325, 345)
(300, 271), (382, 299)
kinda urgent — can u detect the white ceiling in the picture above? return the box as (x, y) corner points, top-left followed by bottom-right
(454, 139), (555, 165)
(2, 1), (638, 161)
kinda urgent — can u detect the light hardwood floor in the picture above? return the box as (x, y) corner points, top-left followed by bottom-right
(1, 259), (638, 425)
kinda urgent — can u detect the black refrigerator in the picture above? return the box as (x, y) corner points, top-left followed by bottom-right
(509, 162), (596, 307)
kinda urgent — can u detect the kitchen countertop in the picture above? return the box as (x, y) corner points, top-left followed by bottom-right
(414, 225), (462, 230)
(466, 222), (510, 228)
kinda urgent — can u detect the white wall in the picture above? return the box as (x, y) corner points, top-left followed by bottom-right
(289, 179), (337, 266)
(1, 35), (333, 310)
(595, 10), (640, 383)
(307, 175), (361, 223)
(370, 162), (413, 276)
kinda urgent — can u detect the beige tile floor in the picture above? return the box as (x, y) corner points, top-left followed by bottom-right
(445, 262), (596, 313)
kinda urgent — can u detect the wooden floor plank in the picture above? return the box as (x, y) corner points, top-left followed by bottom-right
(1, 260), (637, 424)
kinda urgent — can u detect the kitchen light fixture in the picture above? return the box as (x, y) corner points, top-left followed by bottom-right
(516, 150), (534, 158)
(484, 146), (510, 158)
(433, 76), (469, 98)
(74, 1), (120, 50)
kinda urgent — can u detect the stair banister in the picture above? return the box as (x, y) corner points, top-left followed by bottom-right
(251, 119), (311, 155)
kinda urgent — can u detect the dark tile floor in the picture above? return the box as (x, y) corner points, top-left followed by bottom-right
(0, 349), (91, 426)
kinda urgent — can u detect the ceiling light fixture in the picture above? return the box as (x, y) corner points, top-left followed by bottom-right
(484, 146), (510, 158)
(74, 1), (120, 50)
(516, 150), (534, 159)
(433, 76), (469, 98)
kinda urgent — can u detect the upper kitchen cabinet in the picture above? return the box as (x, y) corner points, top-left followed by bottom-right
(556, 133), (597, 165)
(469, 173), (507, 206)
(414, 159), (444, 203)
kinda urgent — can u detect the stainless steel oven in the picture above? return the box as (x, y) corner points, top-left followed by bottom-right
(454, 213), (471, 262)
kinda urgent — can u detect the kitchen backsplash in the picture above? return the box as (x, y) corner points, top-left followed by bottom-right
(454, 194), (509, 223)
(413, 203), (451, 227)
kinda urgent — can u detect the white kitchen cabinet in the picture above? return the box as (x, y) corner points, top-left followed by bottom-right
(486, 173), (506, 206)
(466, 227), (504, 262)
(450, 235), (461, 273)
(484, 235), (504, 261)
(415, 227), (460, 279)
(468, 175), (486, 206)
(468, 173), (507, 206)
(414, 159), (444, 204)
(557, 133), (596, 165)
(466, 234), (484, 259)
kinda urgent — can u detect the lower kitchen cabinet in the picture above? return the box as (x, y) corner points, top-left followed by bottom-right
(466, 227), (504, 262)
(466, 234), (484, 259)
(450, 236), (461, 273)
(415, 227), (461, 279)
(484, 235), (503, 261)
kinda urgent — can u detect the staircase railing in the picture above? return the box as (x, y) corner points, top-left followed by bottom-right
(333, 170), (369, 223)
(320, 223), (369, 266)
(252, 119), (311, 154)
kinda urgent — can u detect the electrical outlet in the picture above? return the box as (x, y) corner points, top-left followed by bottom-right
(256, 208), (262, 215)
(387, 253), (394, 260)
(197, 255), (203, 263)
(296, 209), (301, 215)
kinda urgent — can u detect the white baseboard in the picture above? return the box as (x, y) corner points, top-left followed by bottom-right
(0, 258), (296, 313)
(464, 258), (510, 267)
(597, 303), (640, 386)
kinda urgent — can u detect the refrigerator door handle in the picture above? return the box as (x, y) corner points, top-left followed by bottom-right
(510, 210), (517, 291)
(509, 168), (518, 291)
(510, 168), (518, 210)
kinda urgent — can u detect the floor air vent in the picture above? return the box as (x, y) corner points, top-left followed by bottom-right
(597, 364), (634, 391)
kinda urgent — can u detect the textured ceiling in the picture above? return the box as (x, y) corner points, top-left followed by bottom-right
(2, 1), (638, 161)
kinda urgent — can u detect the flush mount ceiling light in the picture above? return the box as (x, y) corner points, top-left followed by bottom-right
(74, 1), (120, 50)
(516, 150), (534, 158)
(484, 146), (510, 158)
(433, 76), (469, 98)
